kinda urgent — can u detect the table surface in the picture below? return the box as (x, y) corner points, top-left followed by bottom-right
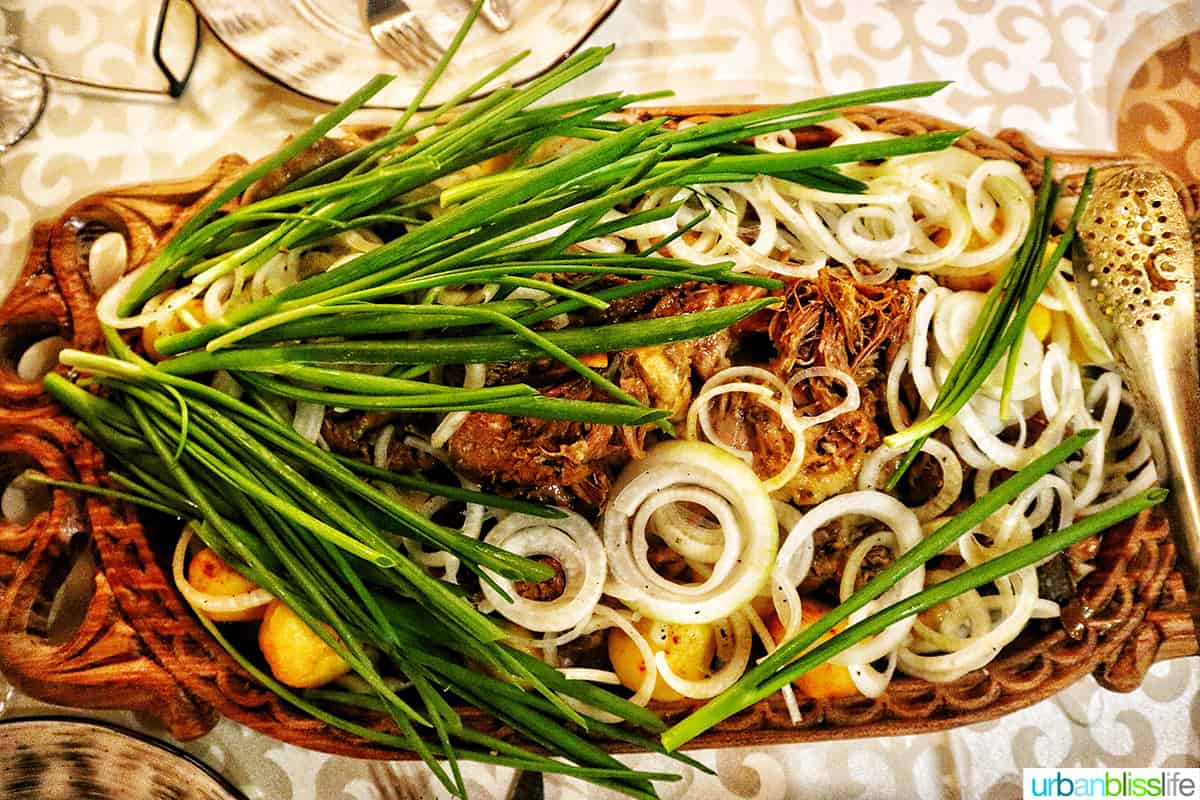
(1, 1), (1198, 798)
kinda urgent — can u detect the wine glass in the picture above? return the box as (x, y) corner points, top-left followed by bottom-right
(0, 0), (199, 155)
(0, 46), (48, 154)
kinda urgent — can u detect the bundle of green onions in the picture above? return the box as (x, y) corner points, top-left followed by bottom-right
(45, 333), (691, 799)
(103, 4), (962, 429)
(33, 4), (1165, 797)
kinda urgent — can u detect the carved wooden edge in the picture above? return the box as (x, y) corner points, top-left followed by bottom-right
(0, 158), (253, 740)
(0, 110), (1194, 759)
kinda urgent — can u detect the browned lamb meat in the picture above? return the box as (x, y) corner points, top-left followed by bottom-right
(446, 379), (631, 508)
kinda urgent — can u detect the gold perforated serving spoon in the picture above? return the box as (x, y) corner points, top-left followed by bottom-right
(1072, 166), (1200, 630)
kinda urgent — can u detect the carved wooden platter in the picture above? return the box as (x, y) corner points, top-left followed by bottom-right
(0, 108), (1196, 758)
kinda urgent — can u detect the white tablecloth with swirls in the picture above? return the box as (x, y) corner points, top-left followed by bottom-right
(2, 1), (1198, 798)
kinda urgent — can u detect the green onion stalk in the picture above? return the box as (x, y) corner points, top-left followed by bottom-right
(42, 352), (691, 799)
(884, 161), (1097, 486)
(661, 430), (1167, 750)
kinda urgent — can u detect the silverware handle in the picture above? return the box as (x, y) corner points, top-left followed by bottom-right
(1140, 337), (1200, 623)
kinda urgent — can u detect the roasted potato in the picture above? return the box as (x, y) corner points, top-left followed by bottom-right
(141, 299), (207, 360)
(258, 600), (351, 689)
(186, 547), (267, 623)
(766, 598), (859, 700)
(608, 616), (716, 702)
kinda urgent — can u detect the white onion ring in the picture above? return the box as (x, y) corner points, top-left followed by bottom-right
(292, 401), (326, 444)
(595, 128), (1032, 280)
(954, 161), (1032, 269)
(848, 652), (897, 698)
(603, 441), (777, 624)
(858, 438), (963, 522)
(649, 499), (725, 563)
(837, 205), (912, 261)
(786, 366), (862, 429)
(768, 501), (813, 643)
(203, 273), (235, 321)
(171, 526), (273, 616)
(899, 566), (1038, 682)
(480, 510), (605, 634)
(578, 606), (657, 709)
(644, 486), (737, 565)
(96, 266), (205, 329)
(685, 366), (811, 492)
(372, 424), (396, 470)
(654, 611), (753, 699)
(431, 363), (485, 449)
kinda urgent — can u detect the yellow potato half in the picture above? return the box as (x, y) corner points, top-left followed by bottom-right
(608, 616), (716, 702)
(258, 600), (351, 689)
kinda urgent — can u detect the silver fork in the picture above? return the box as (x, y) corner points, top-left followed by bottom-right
(363, 0), (445, 71)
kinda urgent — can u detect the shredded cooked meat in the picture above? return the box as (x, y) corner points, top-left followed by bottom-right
(704, 269), (913, 505)
(769, 268), (913, 381)
(800, 520), (896, 595)
(447, 269), (913, 513)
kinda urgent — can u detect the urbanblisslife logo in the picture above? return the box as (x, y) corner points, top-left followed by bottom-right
(1024, 769), (1200, 799)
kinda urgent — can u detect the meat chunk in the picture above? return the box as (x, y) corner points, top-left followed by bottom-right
(706, 386), (878, 505)
(653, 281), (772, 379)
(513, 556), (567, 601)
(451, 281), (771, 494)
(321, 411), (436, 473)
(615, 280), (770, 454)
(798, 519), (896, 595)
(446, 379), (630, 509)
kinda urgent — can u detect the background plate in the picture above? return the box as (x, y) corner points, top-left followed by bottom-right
(192, 0), (621, 107)
(0, 717), (248, 800)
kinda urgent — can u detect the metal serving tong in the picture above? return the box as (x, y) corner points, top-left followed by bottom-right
(1073, 166), (1200, 633)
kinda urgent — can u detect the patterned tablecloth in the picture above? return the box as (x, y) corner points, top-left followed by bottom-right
(1, 1), (1198, 798)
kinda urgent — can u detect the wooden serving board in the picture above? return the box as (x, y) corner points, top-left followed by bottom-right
(0, 108), (1196, 757)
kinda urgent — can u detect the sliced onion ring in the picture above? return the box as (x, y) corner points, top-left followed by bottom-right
(172, 526), (273, 617)
(603, 440), (777, 624)
(654, 611), (753, 699)
(480, 510), (605, 634)
(858, 438), (963, 522)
